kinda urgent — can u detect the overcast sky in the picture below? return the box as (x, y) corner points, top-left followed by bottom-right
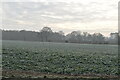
(1, 0), (119, 36)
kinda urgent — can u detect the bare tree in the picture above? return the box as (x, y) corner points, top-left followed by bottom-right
(40, 27), (53, 42)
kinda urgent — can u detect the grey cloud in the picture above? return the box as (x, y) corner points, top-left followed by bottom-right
(3, 2), (116, 22)
(2, 2), (117, 32)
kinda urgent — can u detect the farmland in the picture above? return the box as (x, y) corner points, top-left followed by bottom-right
(2, 40), (118, 79)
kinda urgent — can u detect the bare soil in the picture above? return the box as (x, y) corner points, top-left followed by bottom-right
(2, 69), (119, 80)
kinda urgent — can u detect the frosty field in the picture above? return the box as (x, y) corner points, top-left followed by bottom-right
(2, 40), (118, 78)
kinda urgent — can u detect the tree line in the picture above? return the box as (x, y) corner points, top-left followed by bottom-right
(1, 27), (119, 44)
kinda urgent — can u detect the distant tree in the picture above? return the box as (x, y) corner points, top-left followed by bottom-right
(82, 32), (89, 43)
(92, 33), (105, 44)
(87, 34), (92, 43)
(2, 28), (118, 44)
(41, 27), (53, 33)
(40, 27), (53, 42)
(109, 32), (118, 44)
(66, 31), (81, 43)
(58, 31), (64, 35)
(20, 30), (26, 41)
